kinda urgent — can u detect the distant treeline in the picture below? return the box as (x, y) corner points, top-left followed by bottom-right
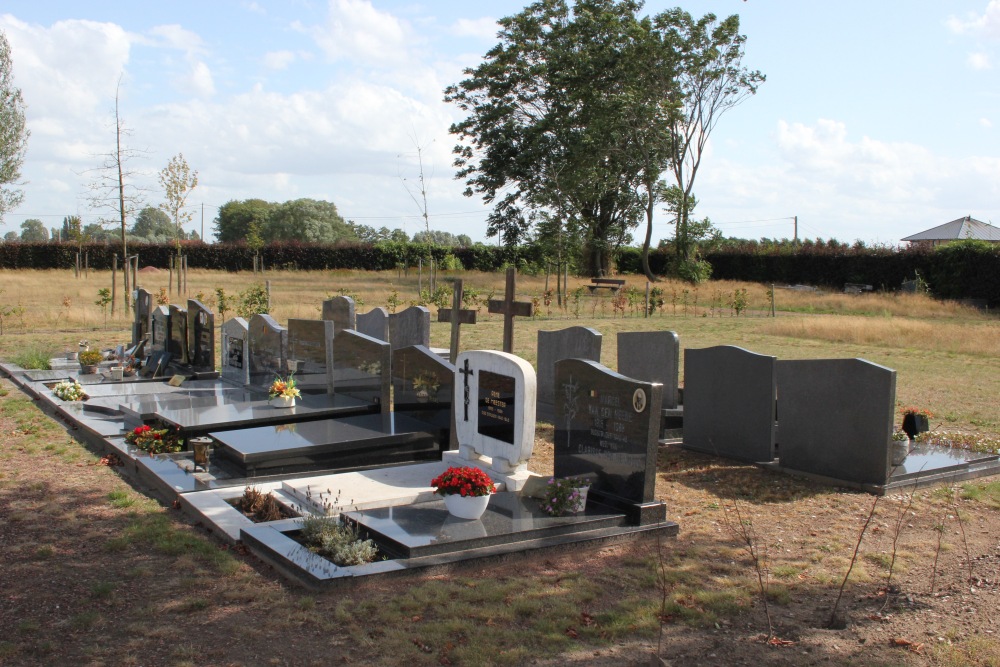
(1, 238), (997, 306)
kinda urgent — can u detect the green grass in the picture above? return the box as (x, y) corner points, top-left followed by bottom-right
(8, 345), (53, 370)
(108, 488), (137, 508)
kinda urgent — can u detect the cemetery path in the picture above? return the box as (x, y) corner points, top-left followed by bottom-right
(2, 387), (999, 666)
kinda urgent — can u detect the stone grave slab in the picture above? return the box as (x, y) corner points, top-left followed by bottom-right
(186, 299), (215, 373)
(682, 346), (776, 463)
(287, 319), (335, 395)
(554, 358), (665, 525)
(150, 305), (170, 355)
(133, 288), (153, 347)
(322, 295), (356, 334)
(388, 306), (430, 351)
(332, 329), (390, 412)
(448, 350), (536, 490)
(168, 305), (189, 366)
(536, 326), (602, 423)
(391, 345), (455, 447)
(775, 358), (894, 486)
(618, 330), (680, 409)
(357, 307), (389, 342)
(117, 388), (255, 429)
(221, 317), (250, 386)
(248, 314), (287, 389)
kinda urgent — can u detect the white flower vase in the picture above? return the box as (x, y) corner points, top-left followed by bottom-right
(891, 439), (910, 466)
(444, 493), (491, 520)
(271, 395), (296, 409)
(570, 486), (591, 513)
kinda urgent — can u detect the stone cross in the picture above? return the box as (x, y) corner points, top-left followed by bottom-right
(437, 279), (478, 364)
(459, 357), (474, 422)
(487, 267), (533, 354)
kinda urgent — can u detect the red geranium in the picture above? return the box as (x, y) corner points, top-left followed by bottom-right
(430, 466), (496, 498)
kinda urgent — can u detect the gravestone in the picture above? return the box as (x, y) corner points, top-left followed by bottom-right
(132, 288), (153, 347)
(149, 306), (170, 355)
(357, 307), (389, 342)
(554, 358), (665, 524)
(682, 346), (776, 463)
(247, 314), (287, 389)
(221, 317), (250, 386)
(286, 319), (335, 395)
(332, 329), (390, 412)
(487, 267), (533, 353)
(617, 331), (680, 409)
(322, 295), (356, 335)
(186, 299), (215, 373)
(388, 306), (431, 351)
(450, 350), (536, 491)
(776, 358), (896, 486)
(391, 345), (455, 446)
(168, 305), (189, 366)
(536, 326), (602, 423)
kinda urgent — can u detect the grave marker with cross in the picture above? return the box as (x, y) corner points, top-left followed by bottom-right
(488, 267), (533, 354)
(437, 278), (477, 364)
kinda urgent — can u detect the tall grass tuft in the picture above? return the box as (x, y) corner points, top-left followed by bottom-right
(10, 346), (53, 370)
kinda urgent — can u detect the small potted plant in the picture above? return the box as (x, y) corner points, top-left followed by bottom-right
(125, 424), (183, 455)
(431, 466), (496, 520)
(901, 407), (932, 441)
(890, 430), (910, 466)
(78, 349), (103, 374)
(51, 380), (87, 402)
(412, 372), (441, 402)
(539, 476), (591, 516)
(269, 374), (301, 408)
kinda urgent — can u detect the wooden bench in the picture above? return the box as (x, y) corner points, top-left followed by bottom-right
(587, 278), (626, 294)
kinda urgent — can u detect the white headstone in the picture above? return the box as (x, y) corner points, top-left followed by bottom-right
(448, 350), (536, 491)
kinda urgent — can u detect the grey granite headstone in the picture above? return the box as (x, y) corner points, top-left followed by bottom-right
(168, 305), (189, 366)
(388, 306), (431, 351)
(187, 299), (215, 372)
(286, 319), (335, 395)
(536, 326), (602, 423)
(553, 358), (665, 524)
(357, 307), (390, 342)
(332, 329), (390, 412)
(682, 346), (776, 463)
(392, 345), (455, 446)
(248, 314), (287, 388)
(150, 305), (170, 355)
(776, 358), (896, 485)
(221, 317), (250, 386)
(132, 288), (153, 347)
(617, 331), (680, 409)
(322, 295), (357, 334)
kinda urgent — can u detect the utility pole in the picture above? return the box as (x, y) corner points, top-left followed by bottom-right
(793, 215), (798, 244)
(201, 203), (204, 240)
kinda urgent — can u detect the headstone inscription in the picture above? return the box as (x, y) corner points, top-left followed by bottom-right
(168, 305), (189, 366)
(321, 295), (356, 335)
(776, 358), (896, 486)
(682, 346), (776, 463)
(438, 279), (477, 364)
(536, 326), (602, 424)
(487, 267), (533, 354)
(149, 305), (170, 355)
(247, 314), (287, 389)
(450, 350), (536, 491)
(553, 358), (666, 524)
(617, 331), (680, 409)
(391, 345), (455, 446)
(132, 288), (153, 347)
(388, 306), (431, 351)
(357, 307), (389, 342)
(220, 317), (250, 386)
(187, 299), (215, 372)
(332, 329), (390, 412)
(286, 319), (335, 395)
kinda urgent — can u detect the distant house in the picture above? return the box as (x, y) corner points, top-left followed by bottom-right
(902, 215), (1000, 248)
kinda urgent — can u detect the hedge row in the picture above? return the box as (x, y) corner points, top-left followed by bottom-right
(3, 239), (997, 305)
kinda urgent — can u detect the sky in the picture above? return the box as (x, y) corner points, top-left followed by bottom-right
(1, 0), (998, 246)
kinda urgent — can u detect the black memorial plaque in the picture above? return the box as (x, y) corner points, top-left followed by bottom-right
(478, 370), (515, 445)
(227, 337), (244, 368)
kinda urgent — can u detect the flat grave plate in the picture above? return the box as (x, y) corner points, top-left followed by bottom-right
(114, 387), (255, 421)
(70, 379), (227, 399)
(891, 443), (1000, 481)
(155, 393), (373, 434)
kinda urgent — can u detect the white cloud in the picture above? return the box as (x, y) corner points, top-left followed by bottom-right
(451, 17), (498, 40)
(185, 61), (215, 97)
(947, 1), (1000, 36)
(308, 0), (414, 66)
(264, 50), (296, 70)
(148, 24), (206, 55)
(968, 51), (993, 69)
(981, 117), (994, 127)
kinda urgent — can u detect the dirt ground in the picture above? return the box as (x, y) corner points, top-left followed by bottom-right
(2, 381), (999, 666)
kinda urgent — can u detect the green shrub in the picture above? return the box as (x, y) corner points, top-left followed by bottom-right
(299, 515), (378, 566)
(11, 346), (52, 370)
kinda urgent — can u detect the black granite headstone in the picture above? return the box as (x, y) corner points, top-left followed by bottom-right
(287, 319), (334, 395)
(133, 288), (153, 348)
(332, 329), (390, 412)
(168, 305), (189, 366)
(221, 317), (249, 385)
(248, 314), (287, 388)
(150, 305), (170, 355)
(187, 299), (215, 372)
(391, 345), (455, 445)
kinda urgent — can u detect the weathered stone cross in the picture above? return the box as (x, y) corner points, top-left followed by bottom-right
(488, 267), (533, 354)
(437, 279), (477, 364)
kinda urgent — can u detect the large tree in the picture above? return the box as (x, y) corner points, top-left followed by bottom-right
(264, 198), (357, 244)
(446, 0), (680, 276)
(0, 30), (29, 221)
(214, 199), (274, 243)
(131, 206), (176, 241)
(19, 218), (46, 242)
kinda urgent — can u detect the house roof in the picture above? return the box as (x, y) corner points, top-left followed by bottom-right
(901, 216), (1000, 242)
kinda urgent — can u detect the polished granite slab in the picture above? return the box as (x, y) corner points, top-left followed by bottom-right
(891, 443), (1000, 481)
(68, 379), (228, 398)
(211, 412), (441, 474)
(115, 388), (255, 426)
